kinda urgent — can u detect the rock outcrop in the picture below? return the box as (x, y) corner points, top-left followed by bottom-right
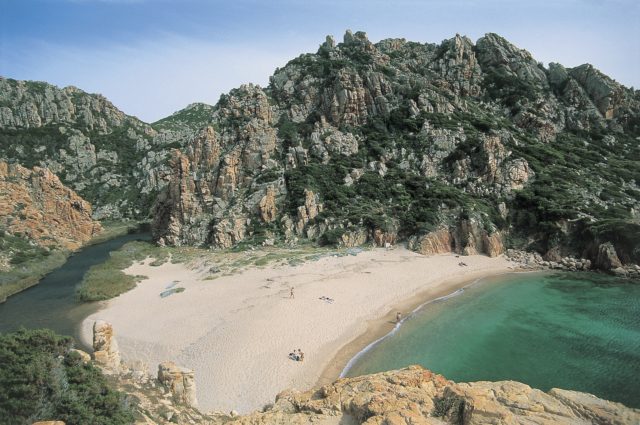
(92, 320), (121, 372)
(149, 30), (638, 259)
(408, 228), (453, 255)
(226, 366), (640, 425)
(0, 161), (102, 250)
(595, 242), (623, 272)
(258, 186), (278, 223)
(158, 362), (198, 408)
(409, 222), (504, 257)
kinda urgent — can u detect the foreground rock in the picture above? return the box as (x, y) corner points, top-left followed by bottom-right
(228, 366), (639, 425)
(158, 361), (198, 408)
(0, 160), (102, 251)
(33, 363), (640, 425)
(82, 324), (639, 425)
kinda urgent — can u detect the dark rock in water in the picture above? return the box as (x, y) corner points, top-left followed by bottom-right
(596, 242), (623, 271)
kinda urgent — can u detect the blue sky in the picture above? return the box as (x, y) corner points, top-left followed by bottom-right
(1, 0), (638, 122)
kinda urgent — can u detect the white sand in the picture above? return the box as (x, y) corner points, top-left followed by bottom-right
(81, 247), (514, 414)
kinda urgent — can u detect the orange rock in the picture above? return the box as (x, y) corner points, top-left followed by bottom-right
(0, 161), (102, 251)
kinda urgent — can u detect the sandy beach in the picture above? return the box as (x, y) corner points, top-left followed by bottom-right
(81, 246), (515, 414)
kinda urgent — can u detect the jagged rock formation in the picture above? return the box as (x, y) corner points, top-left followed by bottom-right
(1, 31), (638, 269)
(226, 366), (640, 425)
(149, 31), (639, 270)
(0, 160), (102, 251)
(92, 320), (121, 372)
(0, 77), (194, 219)
(158, 361), (198, 408)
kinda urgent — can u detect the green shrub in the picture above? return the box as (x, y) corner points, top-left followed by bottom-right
(0, 329), (134, 425)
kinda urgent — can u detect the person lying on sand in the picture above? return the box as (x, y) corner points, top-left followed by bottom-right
(289, 349), (305, 361)
(319, 296), (334, 303)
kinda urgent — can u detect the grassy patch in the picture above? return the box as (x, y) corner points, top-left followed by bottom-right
(76, 241), (167, 302)
(0, 248), (68, 303)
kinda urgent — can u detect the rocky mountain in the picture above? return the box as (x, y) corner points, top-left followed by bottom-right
(0, 77), (193, 219)
(1, 31), (638, 268)
(151, 31), (640, 268)
(152, 102), (215, 132)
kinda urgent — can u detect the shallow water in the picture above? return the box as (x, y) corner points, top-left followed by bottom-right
(345, 272), (640, 408)
(0, 232), (150, 348)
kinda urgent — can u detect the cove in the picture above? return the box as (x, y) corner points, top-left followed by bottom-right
(0, 232), (150, 348)
(345, 271), (640, 408)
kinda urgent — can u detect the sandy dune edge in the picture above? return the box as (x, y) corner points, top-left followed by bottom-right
(81, 247), (514, 414)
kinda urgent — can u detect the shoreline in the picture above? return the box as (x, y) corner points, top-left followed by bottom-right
(0, 220), (142, 304)
(80, 246), (517, 414)
(317, 268), (530, 387)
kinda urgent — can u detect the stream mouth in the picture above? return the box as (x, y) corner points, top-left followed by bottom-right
(0, 232), (151, 350)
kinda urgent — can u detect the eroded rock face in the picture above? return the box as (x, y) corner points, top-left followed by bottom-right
(92, 320), (121, 372)
(339, 228), (368, 248)
(409, 223), (504, 257)
(258, 186), (278, 223)
(408, 228), (453, 255)
(0, 161), (102, 250)
(158, 362), (198, 408)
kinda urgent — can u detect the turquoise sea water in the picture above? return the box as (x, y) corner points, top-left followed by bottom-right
(345, 272), (640, 408)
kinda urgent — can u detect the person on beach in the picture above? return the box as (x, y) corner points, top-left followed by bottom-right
(290, 287), (295, 299)
(396, 312), (402, 323)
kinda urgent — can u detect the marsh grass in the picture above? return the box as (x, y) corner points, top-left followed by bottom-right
(76, 241), (167, 301)
(76, 239), (367, 302)
(0, 251), (68, 303)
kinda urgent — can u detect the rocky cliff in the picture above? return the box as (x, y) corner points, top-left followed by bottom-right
(0, 160), (101, 252)
(0, 77), (196, 219)
(151, 31), (639, 269)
